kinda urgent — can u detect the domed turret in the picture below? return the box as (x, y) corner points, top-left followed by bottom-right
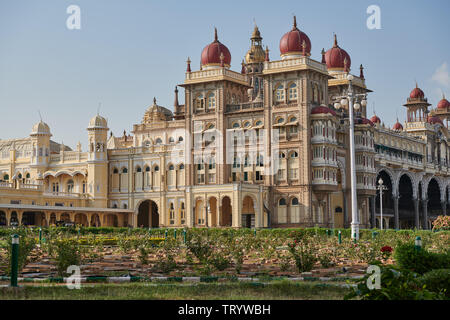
(324, 34), (351, 71)
(393, 119), (403, 131)
(437, 94), (450, 109)
(143, 97), (173, 124)
(279, 16), (311, 59)
(410, 83), (425, 99)
(201, 28), (231, 69)
(88, 114), (108, 129)
(370, 113), (381, 124)
(31, 121), (51, 136)
(428, 115), (443, 125)
(245, 25), (265, 64)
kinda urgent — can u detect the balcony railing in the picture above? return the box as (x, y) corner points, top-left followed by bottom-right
(225, 102), (263, 113)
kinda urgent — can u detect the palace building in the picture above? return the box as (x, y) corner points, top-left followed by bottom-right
(1, 17), (450, 230)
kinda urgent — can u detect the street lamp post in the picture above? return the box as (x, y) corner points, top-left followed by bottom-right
(377, 178), (388, 230)
(334, 75), (367, 241)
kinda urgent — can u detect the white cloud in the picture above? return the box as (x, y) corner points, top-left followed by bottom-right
(431, 62), (450, 88)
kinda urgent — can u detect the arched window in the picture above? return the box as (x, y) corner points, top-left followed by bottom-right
(154, 166), (159, 172)
(243, 121), (251, 128)
(290, 151), (298, 158)
(291, 197), (299, 205)
(207, 92), (216, 108)
(179, 164), (185, 170)
(178, 136), (184, 142)
(155, 138), (163, 145)
(3, 174), (9, 181)
(275, 84), (285, 102)
(232, 122), (240, 129)
(113, 168), (119, 174)
(26, 173), (30, 179)
(288, 83), (298, 101)
(168, 164), (174, 170)
(17, 173), (22, 179)
(195, 94), (204, 109)
(277, 117), (284, 124)
(143, 140), (151, 147)
(67, 180), (74, 193)
(279, 152), (286, 159)
(279, 198), (287, 206)
(169, 137), (175, 143)
(122, 168), (128, 174)
(255, 120), (263, 127)
(145, 166), (151, 172)
(136, 166), (142, 173)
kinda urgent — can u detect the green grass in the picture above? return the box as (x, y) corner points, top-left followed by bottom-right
(0, 281), (352, 300)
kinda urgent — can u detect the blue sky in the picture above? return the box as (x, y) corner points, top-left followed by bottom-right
(1, 0), (449, 149)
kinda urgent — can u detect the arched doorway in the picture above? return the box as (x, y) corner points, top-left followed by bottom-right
(398, 175), (415, 229)
(0, 211), (6, 226)
(427, 178), (441, 229)
(242, 195), (255, 228)
(10, 212), (18, 226)
(21, 212), (36, 226)
(137, 200), (159, 228)
(74, 213), (88, 227)
(221, 196), (232, 226)
(195, 199), (205, 226)
(50, 213), (57, 226)
(91, 214), (101, 227)
(209, 197), (217, 227)
(375, 170), (394, 229)
(105, 214), (118, 227)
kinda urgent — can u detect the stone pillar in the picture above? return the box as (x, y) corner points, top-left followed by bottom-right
(422, 199), (428, 230)
(56, 212), (62, 221)
(393, 195), (399, 230)
(132, 213), (138, 228)
(371, 196), (376, 229)
(69, 212), (75, 223)
(17, 211), (23, 226)
(5, 210), (11, 227)
(414, 198), (420, 229)
(441, 201), (447, 216)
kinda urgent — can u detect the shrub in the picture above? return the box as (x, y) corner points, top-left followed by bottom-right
(54, 240), (82, 277)
(419, 269), (450, 297)
(209, 253), (230, 271)
(433, 216), (450, 231)
(394, 243), (450, 274)
(345, 264), (445, 300)
(287, 239), (317, 273)
(0, 234), (36, 276)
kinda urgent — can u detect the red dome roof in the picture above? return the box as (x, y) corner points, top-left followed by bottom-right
(437, 96), (450, 109)
(280, 16), (311, 57)
(393, 120), (403, 131)
(324, 35), (351, 71)
(355, 117), (374, 127)
(201, 28), (231, 67)
(370, 114), (381, 124)
(410, 84), (425, 99)
(428, 115), (443, 125)
(311, 105), (336, 116)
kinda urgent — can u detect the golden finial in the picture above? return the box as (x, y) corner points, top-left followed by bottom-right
(293, 15), (297, 29)
(214, 27), (218, 42)
(333, 33), (338, 47)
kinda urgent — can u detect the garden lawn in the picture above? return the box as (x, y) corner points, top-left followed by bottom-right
(0, 281), (352, 300)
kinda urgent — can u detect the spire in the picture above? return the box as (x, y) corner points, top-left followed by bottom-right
(214, 27), (218, 42)
(153, 97), (157, 105)
(360, 64), (365, 79)
(174, 86), (179, 108)
(186, 57), (191, 73)
(265, 46), (270, 62)
(321, 48), (326, 64)
(333, 33), (338, 47)
(293, 15), (297, 30)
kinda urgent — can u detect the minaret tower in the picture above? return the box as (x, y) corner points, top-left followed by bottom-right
(244, 24), (265, 101)
(87, 114), (109, 207)
(30, 120), (52, 168)
(404, 83), (431, 124)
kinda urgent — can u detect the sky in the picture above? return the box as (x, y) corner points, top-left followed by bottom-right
(1, 0), (449, 150)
